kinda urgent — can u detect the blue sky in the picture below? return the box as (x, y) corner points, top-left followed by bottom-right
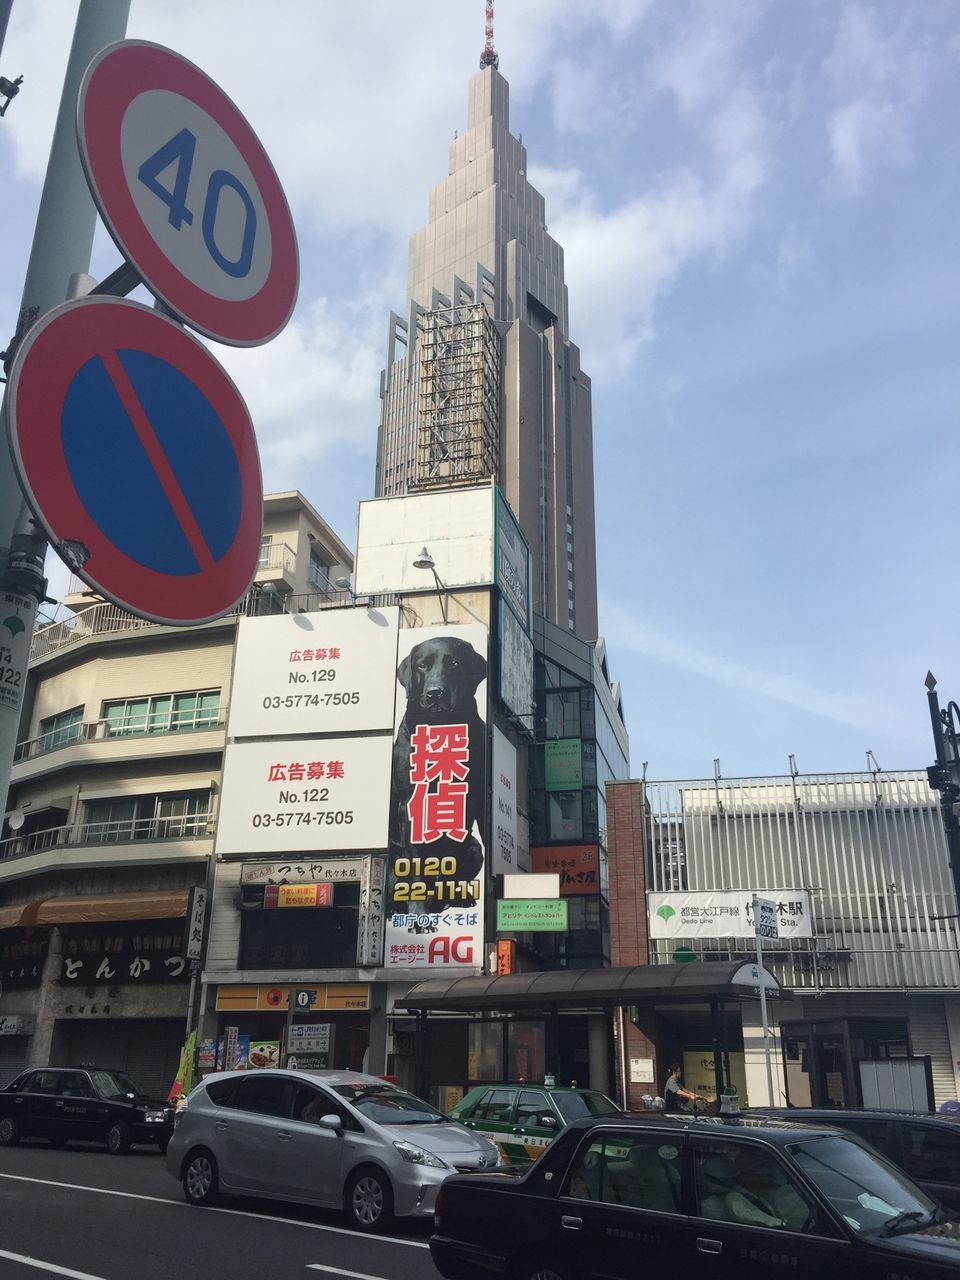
(1, 1), (957, 780)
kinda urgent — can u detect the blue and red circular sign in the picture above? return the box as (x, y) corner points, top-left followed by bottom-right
(78, 40), (298, 347)
(6, 297), (263, 626)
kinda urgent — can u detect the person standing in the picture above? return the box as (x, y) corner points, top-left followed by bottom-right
(663, 1064), (698, 1112)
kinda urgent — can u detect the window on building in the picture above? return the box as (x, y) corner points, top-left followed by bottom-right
(548, 790), (583, 841)
(38, 706), (84, 753)
(238, 884), (361, 969)
(544, 689), (581, 739)
(102, 690), (220, 736)
(258, 534), (272, 567)
(82, 791), (211, 843)
(308, 551), (331, 590)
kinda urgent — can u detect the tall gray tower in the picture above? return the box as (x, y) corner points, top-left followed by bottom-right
(375, 56), (598, 641)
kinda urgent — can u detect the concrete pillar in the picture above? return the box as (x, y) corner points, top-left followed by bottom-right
(365, 983), (388, 1075)
(741, 999), (786, 1107)
(588, 1013), (610, 1094)
(26, 928), (63, 1068)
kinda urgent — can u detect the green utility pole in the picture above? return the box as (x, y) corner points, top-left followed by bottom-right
(0, 0), (130, 828)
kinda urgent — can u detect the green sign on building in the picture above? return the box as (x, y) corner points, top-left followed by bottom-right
(544, 738), (582, 791)
(497, 899), (568, 932)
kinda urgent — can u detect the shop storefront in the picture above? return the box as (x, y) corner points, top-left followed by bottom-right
(0, 888), (198, 1095)
(210, 982), (372, 1073)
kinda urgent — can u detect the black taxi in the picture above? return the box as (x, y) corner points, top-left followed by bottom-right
(0, 1066), (174, 1154)
(431, 1113), (960, 1280)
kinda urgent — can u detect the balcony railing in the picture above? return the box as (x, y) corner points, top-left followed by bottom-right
(30, 584), (381, 664)
(0, 812), (216, 863)
(256, 542), (296, 576)
(14, 706), (228, 763)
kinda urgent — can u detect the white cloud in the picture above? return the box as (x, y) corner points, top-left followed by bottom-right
(822, 5), (930, 195)
(213, 294), (385, 488)
(773, 223), (817, 289)
(600, 599), (890, 734)
(528, 5), (772, 379)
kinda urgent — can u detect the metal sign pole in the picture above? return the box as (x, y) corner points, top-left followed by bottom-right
(752, 894), (776, 1105)
(0, 0), (130, 826)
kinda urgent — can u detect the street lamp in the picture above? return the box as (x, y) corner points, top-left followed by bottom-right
(924, 671), (960, 918)
(412, 547), (448, 623)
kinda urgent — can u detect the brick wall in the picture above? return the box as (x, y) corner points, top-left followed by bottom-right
(606, 780), (648, 968)
(607, 779), (664, 1107)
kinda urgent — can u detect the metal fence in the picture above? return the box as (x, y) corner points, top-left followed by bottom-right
(0, 812), (216, 863)
(643, 771), (960, 990)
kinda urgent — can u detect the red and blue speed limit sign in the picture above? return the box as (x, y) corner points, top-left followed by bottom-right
(78, 40), (298, 347)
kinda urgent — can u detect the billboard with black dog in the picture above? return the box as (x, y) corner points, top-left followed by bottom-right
(385, 623), (488, 970)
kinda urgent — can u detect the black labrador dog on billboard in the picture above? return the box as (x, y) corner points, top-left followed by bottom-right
(389, 635), (487, 910)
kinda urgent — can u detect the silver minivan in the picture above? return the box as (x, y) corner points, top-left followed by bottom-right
(166, 1068), (501, 1230)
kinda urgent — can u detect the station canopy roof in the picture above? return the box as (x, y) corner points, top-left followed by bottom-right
(396, 960), (789, 1013)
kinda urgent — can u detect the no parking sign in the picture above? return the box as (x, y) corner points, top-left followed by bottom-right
(5, 297), (262, 625)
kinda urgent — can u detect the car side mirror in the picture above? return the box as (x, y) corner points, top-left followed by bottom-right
(319, 1113), (342, 1133)
(540, 1114), (558, 1128)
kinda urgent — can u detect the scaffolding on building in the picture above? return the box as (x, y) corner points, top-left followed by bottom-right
(413, 303), (500, 489)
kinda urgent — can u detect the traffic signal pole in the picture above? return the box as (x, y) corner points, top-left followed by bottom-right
(0, 0), (130, 827)
(924, 673), (960, 919)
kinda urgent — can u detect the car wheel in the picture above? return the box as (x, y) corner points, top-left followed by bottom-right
(346, 1167), (394, 1231)
(0, 1116), (20, 1147)
(182, 1149), (220, 1206)
(520, 1265), (570, 1280)
(106, 1121), (132, 1155)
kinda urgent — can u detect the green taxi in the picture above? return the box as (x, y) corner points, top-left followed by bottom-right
(448, 1082), (621, 1165)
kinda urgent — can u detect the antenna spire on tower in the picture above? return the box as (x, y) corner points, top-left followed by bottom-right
(480, 0), (499, 69)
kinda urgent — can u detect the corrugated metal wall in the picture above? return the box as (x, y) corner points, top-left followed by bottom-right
(644, 772), (960, 991)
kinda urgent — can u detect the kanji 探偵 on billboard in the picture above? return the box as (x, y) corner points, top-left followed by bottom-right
(384, 623), (488, 969)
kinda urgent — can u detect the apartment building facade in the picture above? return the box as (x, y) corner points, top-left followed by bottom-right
(0, 493), (351, 1095)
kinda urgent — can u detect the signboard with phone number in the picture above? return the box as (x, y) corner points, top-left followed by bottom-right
(227, 608), (400, 738)
(214, 735), (392, 854)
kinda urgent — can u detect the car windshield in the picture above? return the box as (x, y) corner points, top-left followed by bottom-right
(89, 1071), (142, 1100)
(789, 1134), (937, 1235)
(330, 1084), (446, 1124)
(553, 1091), (621, 1123)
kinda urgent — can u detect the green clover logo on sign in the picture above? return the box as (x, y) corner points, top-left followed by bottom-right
(656, 904), (676, 923)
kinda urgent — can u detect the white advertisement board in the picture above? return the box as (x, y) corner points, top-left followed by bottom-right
(357, 855), (387, 967)
(240, 859), (363, 885)
(215, 736), (393, 854)
(227, 606), (400, 738)
(648, 890), (813, 939)
(354, 489), (494, 597)
(503, 873), (559, 899)
(384, 622), (488, 970)
(491, 727), (517, 876)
